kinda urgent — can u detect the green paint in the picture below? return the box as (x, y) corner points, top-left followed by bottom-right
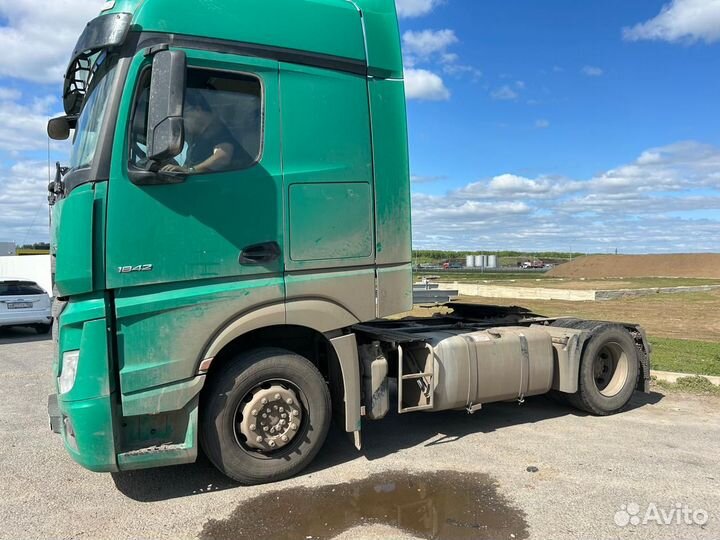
(54, 186), (94, 296)
(289, 183), (373, 261)
(369, 78), (412, 266)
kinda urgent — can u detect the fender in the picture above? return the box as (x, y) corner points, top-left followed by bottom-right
(198, 299), (363, 445)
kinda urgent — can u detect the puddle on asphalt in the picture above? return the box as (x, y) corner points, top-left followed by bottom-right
(199, 470), (528, 540)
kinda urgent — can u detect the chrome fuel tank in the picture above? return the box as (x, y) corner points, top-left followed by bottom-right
(399, 327), (555, 412)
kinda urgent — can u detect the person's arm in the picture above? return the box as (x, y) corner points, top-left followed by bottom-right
(160, 143), (234, 174)
(192, 143), (234, 173)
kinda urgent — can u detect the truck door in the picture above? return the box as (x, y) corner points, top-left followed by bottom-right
(105, 49), (283, 394)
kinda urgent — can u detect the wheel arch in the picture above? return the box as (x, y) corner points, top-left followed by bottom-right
(197, 305), (362, 441)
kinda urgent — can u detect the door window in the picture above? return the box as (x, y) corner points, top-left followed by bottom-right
(130, 67), (263, 174)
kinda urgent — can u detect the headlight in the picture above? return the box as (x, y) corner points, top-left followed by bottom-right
(58, 350), (80, 394)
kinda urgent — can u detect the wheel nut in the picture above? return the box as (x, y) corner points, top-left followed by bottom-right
(261, 398), (268, 405)
(263, 426), (269, 432)
(274, 393), (281, 400)
(290, 423), (297, 430)
(262, 413), (267, 419)
(281, 435), (288, 442)
(286, 398), (293, 405)
(279, 407), (284, 413)
(256, 436), (263, 443)
(250, 424), (256, 431)
(268, 440), (276, 447)
(292, 410), (299, 417)
(281, 413), (287, 419)
(251, 409), (258, 417)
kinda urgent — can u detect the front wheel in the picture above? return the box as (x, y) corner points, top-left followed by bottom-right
(200, 348), (331, 485)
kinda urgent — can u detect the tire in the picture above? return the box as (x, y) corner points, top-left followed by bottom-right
(35, 324), (52, 335)
(200, 347), (331, 485)
(572, 326), (639, 415)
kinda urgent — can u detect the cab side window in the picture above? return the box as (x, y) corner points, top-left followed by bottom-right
(129, 67), (263, 174)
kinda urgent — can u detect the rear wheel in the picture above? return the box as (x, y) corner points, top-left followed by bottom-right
(200, 348), (331, 485)
(572, 326), (639, 415)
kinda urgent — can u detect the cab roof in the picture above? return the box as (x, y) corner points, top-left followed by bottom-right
(105, 0), (403, 78)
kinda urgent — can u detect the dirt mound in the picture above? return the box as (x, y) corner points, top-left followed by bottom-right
(548, 254), (720, 279)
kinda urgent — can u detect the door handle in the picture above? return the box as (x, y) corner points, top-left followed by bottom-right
(239, 242), (281, 265)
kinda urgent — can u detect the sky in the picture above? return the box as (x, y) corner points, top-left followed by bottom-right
(0, 0), (719, 253)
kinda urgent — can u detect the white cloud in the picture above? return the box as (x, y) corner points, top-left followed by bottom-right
(491, 85), (518, 101)
(0, 88), (22, 101)
(405, 68), (450, 100)
(411, 141), (720, 252)
(0, 160), (51, 243)
(0, 0), (106, 83)
(623, 0), (720, 44)
(403, 29), (480, 85)
(402, 29), (458, 57)
(396, 0), (444, 18)
(0, 90), (64, 152)
(581, 66), (604, 77)
(535, 119), (550, 129)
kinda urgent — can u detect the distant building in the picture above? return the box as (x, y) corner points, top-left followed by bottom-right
(0, 242), (16, 257)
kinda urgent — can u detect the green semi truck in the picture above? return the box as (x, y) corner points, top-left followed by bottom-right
(46, 0), (650, 485)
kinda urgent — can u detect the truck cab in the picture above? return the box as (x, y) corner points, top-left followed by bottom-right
(48, 0), (650, 485)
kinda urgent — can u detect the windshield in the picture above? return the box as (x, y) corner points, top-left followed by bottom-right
(69, 54), (119, 170)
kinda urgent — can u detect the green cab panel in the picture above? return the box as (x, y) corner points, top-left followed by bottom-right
(369, 78), (412, 265)
(354, 0), (404, 78)
(106, 51), (283, 289)
(114, 277), (284, 394)
(54, 186), (94, 297)
(130, 0), (366, 64)
(280, 62), (374, 271)
(289, 183), (373, 261)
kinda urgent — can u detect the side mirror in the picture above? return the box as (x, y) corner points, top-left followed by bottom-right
(47, 116), (71, 141)
(146, 49), (186, 161)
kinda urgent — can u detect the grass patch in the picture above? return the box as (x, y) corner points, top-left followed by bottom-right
(649, 337), (720, 376)
(653, 376), (720, 396)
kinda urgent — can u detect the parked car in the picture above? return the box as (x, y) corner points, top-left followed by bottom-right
(0, 278), (52, 334)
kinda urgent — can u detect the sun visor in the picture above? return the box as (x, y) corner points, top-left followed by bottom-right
(63, 12), (132, 115)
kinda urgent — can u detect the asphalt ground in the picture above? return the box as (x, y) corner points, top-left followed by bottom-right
(1, 327), (718, 540)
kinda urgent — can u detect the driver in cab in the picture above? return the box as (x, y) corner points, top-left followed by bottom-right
(161, 91), (245, 175)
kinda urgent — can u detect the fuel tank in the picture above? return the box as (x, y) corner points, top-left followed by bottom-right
(399, 327), (555, 412)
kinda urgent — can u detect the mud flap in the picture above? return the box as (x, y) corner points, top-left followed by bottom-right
(329, 333), (362, 450)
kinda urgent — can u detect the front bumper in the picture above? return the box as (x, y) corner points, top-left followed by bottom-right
(48, 391), (119, 472)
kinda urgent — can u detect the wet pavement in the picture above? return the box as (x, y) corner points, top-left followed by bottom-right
(199, 470), (528, 540)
